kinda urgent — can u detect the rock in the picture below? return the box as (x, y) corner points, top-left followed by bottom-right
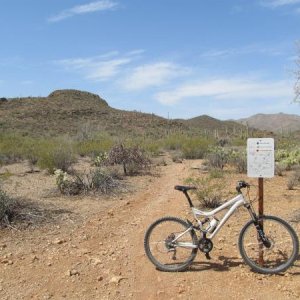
(97, 276), (104, 282)
(109, 276), (126, 284)
(90, 257), (102, 266)
(53, 239), (66, 245)
(68, 269), (80, 276)
(1, 259), (13, 265)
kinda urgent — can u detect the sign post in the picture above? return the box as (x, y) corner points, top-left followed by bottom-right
(247, 138), (274, 265)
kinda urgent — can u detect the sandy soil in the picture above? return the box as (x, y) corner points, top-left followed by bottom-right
(0, 157), (299, 300)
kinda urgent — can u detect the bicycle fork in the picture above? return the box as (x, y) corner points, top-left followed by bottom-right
(244, 204), (271, 248)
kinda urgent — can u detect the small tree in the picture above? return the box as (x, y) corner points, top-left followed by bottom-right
(107, 144), (151, 175)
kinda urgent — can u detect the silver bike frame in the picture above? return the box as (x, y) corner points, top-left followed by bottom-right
(174, 193), (248, 249)
(192, 193), (247, 239)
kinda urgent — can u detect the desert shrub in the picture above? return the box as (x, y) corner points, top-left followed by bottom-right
(217, 138), (229, 147)
(135, 139), (162, 156)
(275, 148), (300, 170)
(230, 137), (246, 147)
(209, 168), (224, 179)
(171, 151), (183, 163)
(106, 144), (151, 175)
(181, 137), (211, 159)
(89, 168), (124, 194)
(0, 189), (16, 223)
(275, 163), (286, 176)
(54, 168), (124, 195)
(287, 167), (300, 190)
(228, 150), (247, 174)
(163, 135), (184, 151)
(38, 142), (75, 174)
(104, 165), (124, 180)
(94, 152), (109, 167)
(76, 137), (114, 157)
(0, 133), (26, 164)
(185, 177), (226, 208)
(205, 147), (229, 169)
(144, 142), (161, 156)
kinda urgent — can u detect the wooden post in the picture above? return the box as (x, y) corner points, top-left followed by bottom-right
(258, 177), (264, 265)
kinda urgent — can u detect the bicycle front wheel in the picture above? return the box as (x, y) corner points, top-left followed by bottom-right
(239, 215), (299, 274)
(144, 216), (198, 272)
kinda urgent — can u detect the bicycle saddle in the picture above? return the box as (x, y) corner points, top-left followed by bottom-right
(174, 185), (196, 192)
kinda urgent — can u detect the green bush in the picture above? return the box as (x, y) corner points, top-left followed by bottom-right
(181, 137), (212, 159)
(209, 168), (224, 179)
(0, 133), (28, 164)
(37, 141), (76, 174)
(55, 168), (125, 195)
(76, 137), (114, 157)
(228, 150), (247, 174)
(205, 147), (229, 169)
(275, 149), (300, 170)
(185, 176), (226, 208)
(163, 135), (184, 151)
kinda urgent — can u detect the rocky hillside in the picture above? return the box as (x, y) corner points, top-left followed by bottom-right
(239, 113), (300, 133)
(0, 90), (186, 137)
(0, 89), (245, 138)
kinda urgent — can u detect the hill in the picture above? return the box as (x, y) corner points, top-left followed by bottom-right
(0, 90), (186, 138)
(184, 115), (245, 135)
(238, 113), (300, 133)
(0, 89), (245, 138)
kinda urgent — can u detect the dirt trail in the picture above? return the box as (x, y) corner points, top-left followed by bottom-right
(0, 159), (299, 299)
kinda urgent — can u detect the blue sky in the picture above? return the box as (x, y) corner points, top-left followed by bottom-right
(0, 0), (300, 120)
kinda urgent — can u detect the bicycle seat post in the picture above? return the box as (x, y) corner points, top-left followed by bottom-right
(183, 190), (194, 208)
(174, 185), (196, 207)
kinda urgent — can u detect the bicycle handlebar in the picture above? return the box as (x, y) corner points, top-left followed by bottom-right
(236, 181), (250, 193)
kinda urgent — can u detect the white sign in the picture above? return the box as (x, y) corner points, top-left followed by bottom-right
(247, 138), (274, 178)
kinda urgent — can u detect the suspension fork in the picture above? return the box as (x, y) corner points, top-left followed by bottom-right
(244, 204), (271, 248)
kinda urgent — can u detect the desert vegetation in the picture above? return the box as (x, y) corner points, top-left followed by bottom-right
(1, 90), (300, 224)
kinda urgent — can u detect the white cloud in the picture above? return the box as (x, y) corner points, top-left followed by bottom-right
(55, 51), (140, 81)
(260, 0), (300, 8)
(155, 78), (292, 105)
(121, 62), (189, 91)
(201, 45), (283, 58)
(86, 58), (132, 81)
(48, 0), (118, 22)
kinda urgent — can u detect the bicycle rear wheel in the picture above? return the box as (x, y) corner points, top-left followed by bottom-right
(239, 215), (299, 274)
(144, 216), (198, 272)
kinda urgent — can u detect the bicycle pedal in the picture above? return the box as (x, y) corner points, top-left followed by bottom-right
(205, 253), (211, 260)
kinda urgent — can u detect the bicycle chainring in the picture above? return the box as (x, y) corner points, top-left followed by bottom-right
(198, 238), (213, 253)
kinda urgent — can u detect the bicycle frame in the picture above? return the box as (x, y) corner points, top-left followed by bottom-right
(191, 193), (247, 239)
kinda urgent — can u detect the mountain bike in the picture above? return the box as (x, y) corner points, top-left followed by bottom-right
(144, 181), (299, 274)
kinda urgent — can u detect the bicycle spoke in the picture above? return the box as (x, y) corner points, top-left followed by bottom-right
(239, 216), (298, 274)
(144, 217), (198, 271)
